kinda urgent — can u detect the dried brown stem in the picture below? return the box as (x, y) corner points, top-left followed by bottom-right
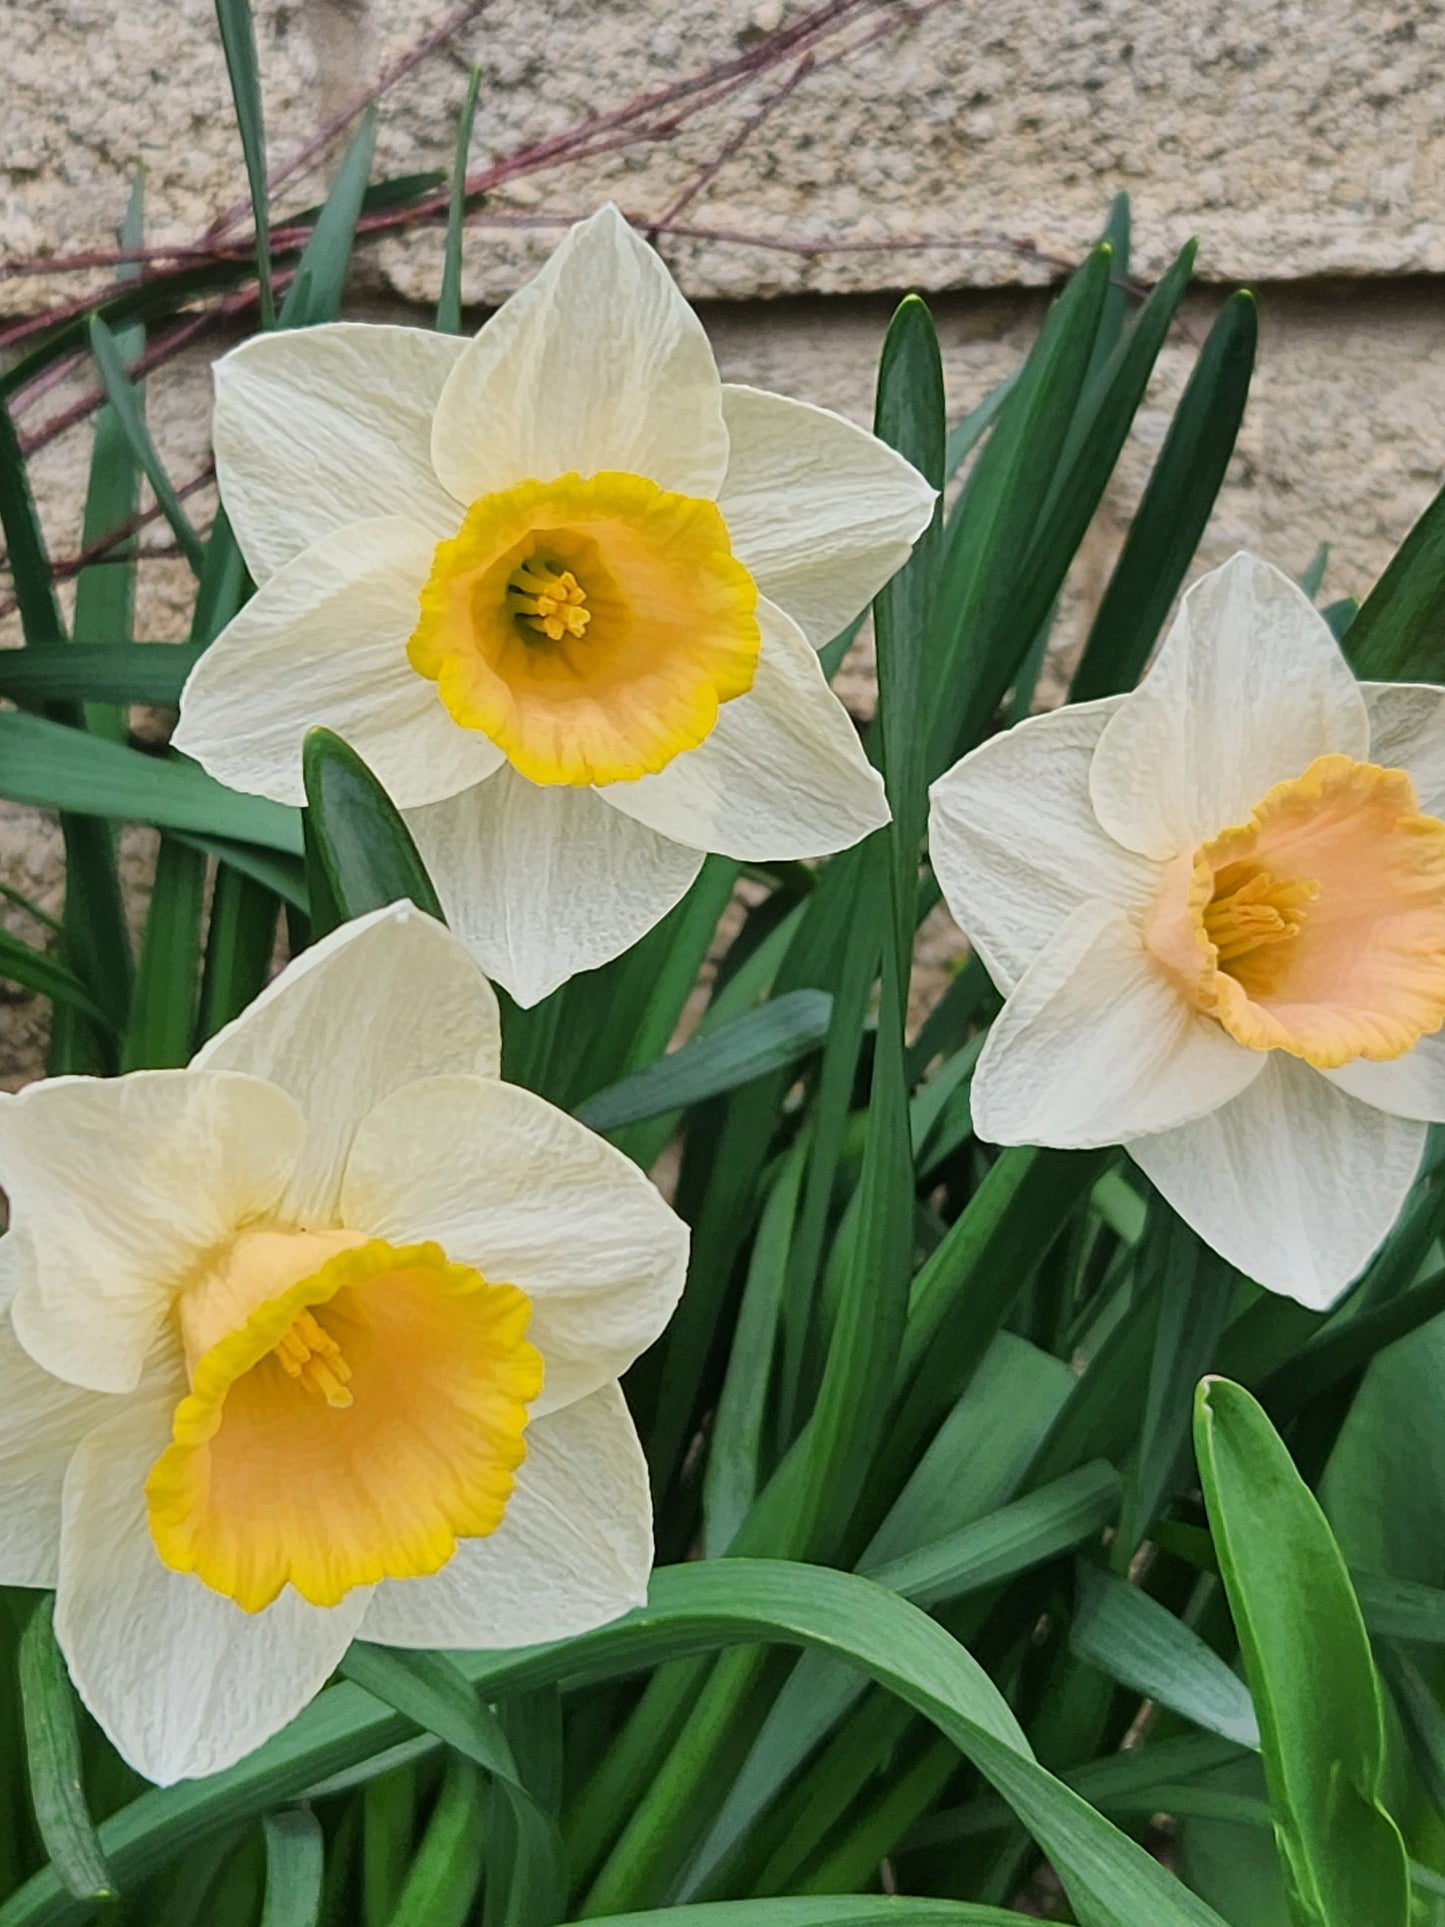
(0, 466), (215, 621)
(204, 0), (492, 236)
(651, 55), (817, 235)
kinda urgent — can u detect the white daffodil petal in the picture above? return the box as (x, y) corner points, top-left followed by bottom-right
(1363, 681), (1445, 817)
(0, 1316), (187, 1588)
(970, 900), (1264, 1150)
(1323, 1033), (1445, 1122)
(405, 769), (704, 1008)
(360, 1382), (651, 1650)
(55, 1399), (368, 1785)
(603, 597), (889, 858)
(1089, 553), (1371, 860)
(716, 384), (936, 647)
(213, 323), (468, 582)
(0, 1071), (305, 1395)
(341, 1075), (689, 1417)
(1128, 1053), (1426, 1309)
(928, 697), (1159, 993)
(432, 205), (727, 504)
(173, 517), (502, 809)
(195, 904), (502, 1224)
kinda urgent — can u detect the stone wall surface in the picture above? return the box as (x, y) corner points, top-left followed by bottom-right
(2, 0), (1445, 1081)
(4, 0), (1445, 309)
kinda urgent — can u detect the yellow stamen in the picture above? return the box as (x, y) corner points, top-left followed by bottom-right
(273, 1307), (353, 1408)
(1202, 861), (1319, 964)
(507, 560), (592, 643)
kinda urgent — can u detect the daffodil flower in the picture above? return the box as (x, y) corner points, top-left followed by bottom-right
(0, 904), (687, 1783)
(929, 552), (1445, 1307)
(173, 206), (935, 1006)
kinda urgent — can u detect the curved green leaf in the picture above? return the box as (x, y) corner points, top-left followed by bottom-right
(301, 727), (444, 927)
(259, 1810), (323, 1927)
(214, 0), (274, 321)
(1069, 290), (1256, 703)
(0, 642), (203, 708)
(87, 316), (205, 575)
(0, 712), (301, 853)
(583, 1904), (1028, 1926)
(1194, 1378), (1408, 1927)
(340, 1645), (564, 1925)
(16, 1600), (113, 1904)
(0, 1561), (1225, 1927)
(385, 1757), (484, 1927)
(575, 991), (832, 1133)
(438, 67), (482, 335)
(0, 931), (111, 1028)
(1343, 475), (1445, 680)
(1069, 1566), (1259, 1750)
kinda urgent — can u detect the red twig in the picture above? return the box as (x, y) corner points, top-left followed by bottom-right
(18, 297), (250, 456)
(0, 466), (215, 621)
(2, 0), (887, 293)
(204, 0), (492, 237)
(651, 55), (817, 235)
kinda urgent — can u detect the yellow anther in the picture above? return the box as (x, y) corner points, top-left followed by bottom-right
(506, 559), (592, 644)
(273, 1308), (353, 1409)
(1204, 861), (1319, 966)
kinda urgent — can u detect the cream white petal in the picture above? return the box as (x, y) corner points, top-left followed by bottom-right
(0, 1071), (305, 1396)
(341, 1075), (689, 1417)
(55, 1398), (368, 1785)
(431, 205), (728, 504)
(970, 900), (1263, 1150)
(1323, 1034), (1445, 1122)
(928, 698), (1160, 994)
(1128, 1053), (1425, 1309)
(0, 1316), (186, 1588)
(716, 384), (937, 647)
(195, 904), (502, 1225)
(359, 1382), (650, 1650)
(213, 323), (468, 582)
(602, 596), (889, 859)
(405, 768), (705, 1008)
(1088, 553), (1371, 861)
(173, 517), (502, 809)
(1363, 680), (1445, 816)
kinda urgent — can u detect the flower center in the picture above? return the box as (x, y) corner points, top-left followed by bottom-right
(274, 1305), (353, 1407)
(1145, 754), (1445, 1069)
(407, 470), (761, 788)
(1201, 860), (1318, 967)
(507, 558), (592, 644)
(146, 1228), (543, 1613)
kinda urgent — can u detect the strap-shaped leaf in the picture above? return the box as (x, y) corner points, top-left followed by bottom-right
(1194, 1378), (1408, 1927)
(575, 991), (832, 1132)
(0, 710), (301, 854)
(341, 1646), (564, 1927)
(437, 67), (483, 335)
(1069, 1565), (1260, 1749)
(16, 1599), (114, 1905)
(258, 1810), (323, 1927)
(0, 643), (202, 712)
(300, 727), (444, 929)
(0, 1561), (1229, 1927)
(0, 931), (109, 1028)
(1070, 290), (1257, 703)
(87, 316), (206, 575)
(583, 1903), (1028, 1926)
(1343, 475), (1445, 681)
(213, 0), (275, 326)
